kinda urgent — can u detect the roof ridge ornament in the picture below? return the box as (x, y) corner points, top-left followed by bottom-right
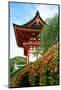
(36, 11), (40, 16)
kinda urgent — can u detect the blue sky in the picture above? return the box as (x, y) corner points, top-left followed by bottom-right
(10, 2), (59, 58)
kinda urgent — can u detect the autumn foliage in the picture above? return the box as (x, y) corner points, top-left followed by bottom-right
(10, 42), (59, 87)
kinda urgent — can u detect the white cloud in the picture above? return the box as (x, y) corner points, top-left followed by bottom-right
(36, 5), (58, 20)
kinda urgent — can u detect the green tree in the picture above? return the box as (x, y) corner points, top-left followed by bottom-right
(32, 46), (43, 60)
(40, 15), (59, 53)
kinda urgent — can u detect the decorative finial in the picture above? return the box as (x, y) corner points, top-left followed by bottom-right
(36, 11), (40, 16)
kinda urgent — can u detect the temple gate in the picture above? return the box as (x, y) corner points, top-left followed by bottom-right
(13, 11), (46, 63)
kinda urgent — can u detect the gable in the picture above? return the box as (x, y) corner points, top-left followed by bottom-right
(22, 11), (46, 29)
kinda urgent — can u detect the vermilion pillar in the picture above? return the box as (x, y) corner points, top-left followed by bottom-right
(24, 47), (30, 64)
